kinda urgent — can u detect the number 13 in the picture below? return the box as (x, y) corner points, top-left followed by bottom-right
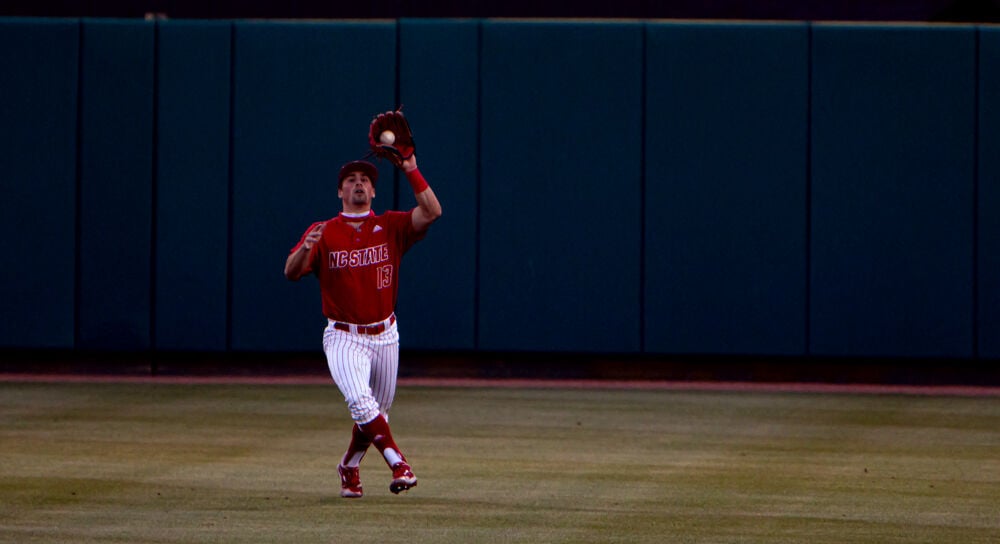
(377, 265), (393, 290)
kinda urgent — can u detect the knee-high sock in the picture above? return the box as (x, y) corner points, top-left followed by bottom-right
(341, 423), (372, 468)
(360, 414), (405, 467)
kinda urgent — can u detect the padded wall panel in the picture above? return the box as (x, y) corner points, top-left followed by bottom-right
(230, 22), (396, 351)
(154, 21), (231, 351)
(810, 24), (975, 357)
(478, 21), (643, 352)
(0, 19), (79, 348)
(979, 28), (1000, 358)
(77, 20), (155, 350)
(644, 22), (809, 355)
(397, 20), (478, 350)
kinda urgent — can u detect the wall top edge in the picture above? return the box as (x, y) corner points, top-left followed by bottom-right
(0, 15), (996, 29)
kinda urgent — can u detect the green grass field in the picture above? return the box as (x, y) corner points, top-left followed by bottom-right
(1, 381), (998, 543)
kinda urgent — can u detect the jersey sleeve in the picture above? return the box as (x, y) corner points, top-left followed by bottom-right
(386, 210), (428, 253)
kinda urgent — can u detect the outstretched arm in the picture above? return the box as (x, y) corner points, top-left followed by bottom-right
(368, 110), (441, 231)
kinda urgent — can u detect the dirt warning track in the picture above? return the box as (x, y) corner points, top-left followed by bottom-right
(1, 372), (998, 397)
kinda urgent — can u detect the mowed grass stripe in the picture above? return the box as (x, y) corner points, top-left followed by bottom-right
(1, 383), (998, 543)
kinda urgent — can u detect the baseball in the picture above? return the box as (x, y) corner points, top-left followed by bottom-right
(380, 130), (396, 145)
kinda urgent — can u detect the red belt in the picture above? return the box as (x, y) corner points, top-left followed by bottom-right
(332, 314), (395, 335)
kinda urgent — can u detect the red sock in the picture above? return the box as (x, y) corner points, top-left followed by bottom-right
(360, 414), (406, 467)
(341, 423), (372, 467)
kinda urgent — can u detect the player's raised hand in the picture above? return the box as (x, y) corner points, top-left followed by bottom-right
(302, 223), (325, 250)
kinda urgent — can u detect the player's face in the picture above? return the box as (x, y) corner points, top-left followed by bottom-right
(338, 171), (375, 209)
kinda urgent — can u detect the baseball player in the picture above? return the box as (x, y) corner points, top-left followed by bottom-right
(284, 111), (441, 498)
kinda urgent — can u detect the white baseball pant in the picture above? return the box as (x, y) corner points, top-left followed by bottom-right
(322, 319), (400, 424)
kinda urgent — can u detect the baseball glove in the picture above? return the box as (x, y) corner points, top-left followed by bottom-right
(368, 109), (415, 169)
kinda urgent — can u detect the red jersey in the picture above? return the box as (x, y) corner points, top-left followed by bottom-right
(291, 210), (426, 324)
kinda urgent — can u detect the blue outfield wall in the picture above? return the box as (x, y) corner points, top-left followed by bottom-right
(644, 22), (808, 356)
(477, 21), (644, 353)
(154, 21), (231, 351)
(0, 19), (78, 349)
(979, 27), (1000, 359)
(76, 20), (156, 351)
(810, 24), (976, 358)
(0, 17), (996, 361)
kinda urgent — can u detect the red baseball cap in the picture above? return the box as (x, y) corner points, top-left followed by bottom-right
(338, 160), (378, 186)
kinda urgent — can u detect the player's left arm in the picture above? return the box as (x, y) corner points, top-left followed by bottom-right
(402, 154), (442, 232)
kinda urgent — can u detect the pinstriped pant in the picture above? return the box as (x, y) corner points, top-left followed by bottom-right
(322, 320), (400, 424)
